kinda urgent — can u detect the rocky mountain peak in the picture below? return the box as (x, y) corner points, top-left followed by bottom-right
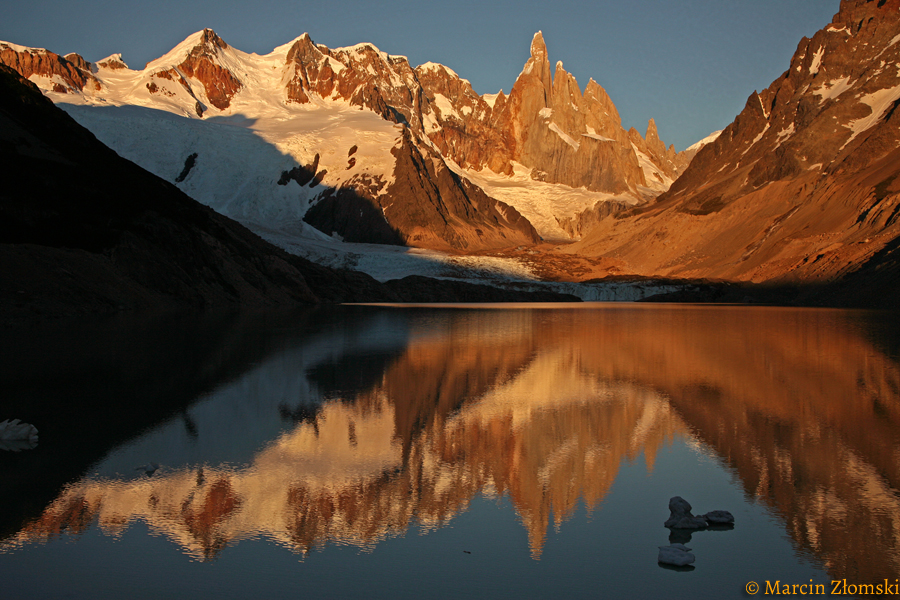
(97, 54), (128, 70)
(530, 31), (548, 61)
(0, 42), (99, 93)
(284, 32), (323, 63)
(644, 118), (668, 157)
(492, 32), (692, 194)
(584, 78), (621, 124)
(646, 118), (659, 144)
(282, 35), (424, 130)
(833, 0), (900, 26)
(172, 29), (241, 111)
(197, 28), (228, 52)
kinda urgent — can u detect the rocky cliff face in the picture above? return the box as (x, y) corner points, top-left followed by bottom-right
(302, 128), (540, 249)
(666, 0), (900, 214)
(416, 32), (690, 195)
(491, 33), (644, 194)
(415, 62), (515, 175)
(0, 42), (99, 93)
(380, 128), (540, 249)
(282, 33), (425, 129)
(166, 29), (242, 111)
(569, 0), (900, 290)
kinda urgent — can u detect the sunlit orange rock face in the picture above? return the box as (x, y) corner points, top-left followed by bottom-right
(173, 30), (242, 111)
(0, 43), (99, 93)
(493, 33), (650, 194)
(5, 308), (898, 577)
(568, 0), (900, 290)
(279, 29), (685, 195)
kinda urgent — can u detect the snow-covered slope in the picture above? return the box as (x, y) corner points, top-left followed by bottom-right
(19, 33), (403, 242)
(452, 161), (638, 242)
(57, 99), (400, 243)
(684, 130), (722, 153)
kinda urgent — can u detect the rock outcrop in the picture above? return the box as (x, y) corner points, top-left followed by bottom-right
(556, 199), (633, 239)
(658, 544), (695, 567)
(302, 128), (540, 250)
(664, 496), (710, 529)
(0, 419), (39, 452)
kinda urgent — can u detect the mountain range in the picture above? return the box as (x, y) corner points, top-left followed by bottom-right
(1, 0), (898, 313)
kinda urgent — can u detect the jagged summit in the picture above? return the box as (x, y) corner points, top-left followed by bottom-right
(145, 28), (227, 70)
(498, 31), (689, 194)
(0, 29), (686, 195)
(96, 53), (127, 70)
(530, 31), (547, 58)
(0, 40), (98, 93)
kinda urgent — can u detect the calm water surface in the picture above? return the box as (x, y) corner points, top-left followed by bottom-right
(1, 304), (898, 599)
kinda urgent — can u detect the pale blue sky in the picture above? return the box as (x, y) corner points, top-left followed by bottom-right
(1, 0), (840, 150)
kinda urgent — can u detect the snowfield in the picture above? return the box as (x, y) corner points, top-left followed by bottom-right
(54, 98), (402, 235)
(452, 161), (637, 243)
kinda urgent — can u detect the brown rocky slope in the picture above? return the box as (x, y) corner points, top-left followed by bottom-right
(564, 0), (900, 307)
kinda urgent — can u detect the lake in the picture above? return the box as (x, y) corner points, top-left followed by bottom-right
(1, 304), (898, 599)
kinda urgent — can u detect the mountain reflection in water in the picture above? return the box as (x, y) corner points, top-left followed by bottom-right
(1, 305), (898, 588)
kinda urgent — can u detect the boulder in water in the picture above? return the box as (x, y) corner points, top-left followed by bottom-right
(658, 543), (696, 566)
(664, 496), (709, 529)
